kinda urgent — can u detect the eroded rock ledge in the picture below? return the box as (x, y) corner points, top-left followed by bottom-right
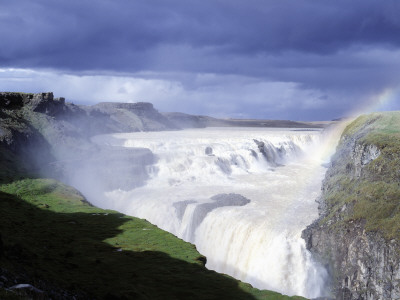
(302, 113), (400, 299)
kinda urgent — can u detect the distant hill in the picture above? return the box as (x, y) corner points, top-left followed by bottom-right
(162, 111), (330, 129)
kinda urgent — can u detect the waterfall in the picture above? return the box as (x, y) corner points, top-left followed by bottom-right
(92, 127), (330, 298)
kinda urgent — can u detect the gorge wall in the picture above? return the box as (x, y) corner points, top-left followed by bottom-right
(302, 112), (400, 299)
(3, 92), (400, 299)
(0, 92), (173, 189)
(1, 93), (315, 299)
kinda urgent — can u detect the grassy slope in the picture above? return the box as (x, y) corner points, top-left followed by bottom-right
(0, 164), (303, 298)
(322, 111), (400, 240)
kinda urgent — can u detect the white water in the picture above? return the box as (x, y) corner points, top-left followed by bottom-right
(92, 127), (332, 298)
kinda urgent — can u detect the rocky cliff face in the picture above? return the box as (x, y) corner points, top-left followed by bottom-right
(0, 92), (180, 152)
(0, 92), (64, 112)
(0, 92), (178, 140)
(302, 112), (400, 299)
(88, 102), (178, 133)
(0, 92), (169, 192)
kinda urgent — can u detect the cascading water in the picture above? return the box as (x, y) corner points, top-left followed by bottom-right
(92, 127), (333, 298)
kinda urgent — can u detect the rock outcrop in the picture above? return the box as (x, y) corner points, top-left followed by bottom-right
(0, 92), (168, 192)
(88, 102), (178, 132)
(0, 92), (178, 141)
(302, 112), (400, 299)
(173, 194), (250, 243)
(0, 92), (66, 114)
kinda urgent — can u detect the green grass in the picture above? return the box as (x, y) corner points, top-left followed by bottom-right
(322, 111), (400, 240)
(0, 178), (303, 299)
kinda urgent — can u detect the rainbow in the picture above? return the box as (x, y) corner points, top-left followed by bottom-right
(350, 87), (400, 118)
(315, 86), (399, 164)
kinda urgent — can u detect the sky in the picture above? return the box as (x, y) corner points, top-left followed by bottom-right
(1, 0), (400, 120)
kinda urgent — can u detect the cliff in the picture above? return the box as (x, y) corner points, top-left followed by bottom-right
(302, 112), (400, 299)
(0, 92), (179, 190)
(0, 92), (177, 148)
(86, 101), (178, 133)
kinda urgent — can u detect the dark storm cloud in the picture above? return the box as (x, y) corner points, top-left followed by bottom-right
(1, 0), (400, 120)
(1, 0), (400, 72)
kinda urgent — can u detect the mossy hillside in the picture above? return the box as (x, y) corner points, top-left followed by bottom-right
(0, 177), (304, 299)
(322, 111), (400, 240)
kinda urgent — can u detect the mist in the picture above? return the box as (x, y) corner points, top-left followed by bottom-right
(43, 120), (343, 298)
(0, 89), (350, 298)
(2, 1), (400, 120)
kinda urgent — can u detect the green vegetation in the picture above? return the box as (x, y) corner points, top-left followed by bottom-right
(323, 111), (400, 240)
(0, 289), (23, 300)
(0, 155), (303, 298)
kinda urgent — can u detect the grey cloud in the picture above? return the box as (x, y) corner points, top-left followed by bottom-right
(2, 0), (400, 70)
(1, 0), (400, 120)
